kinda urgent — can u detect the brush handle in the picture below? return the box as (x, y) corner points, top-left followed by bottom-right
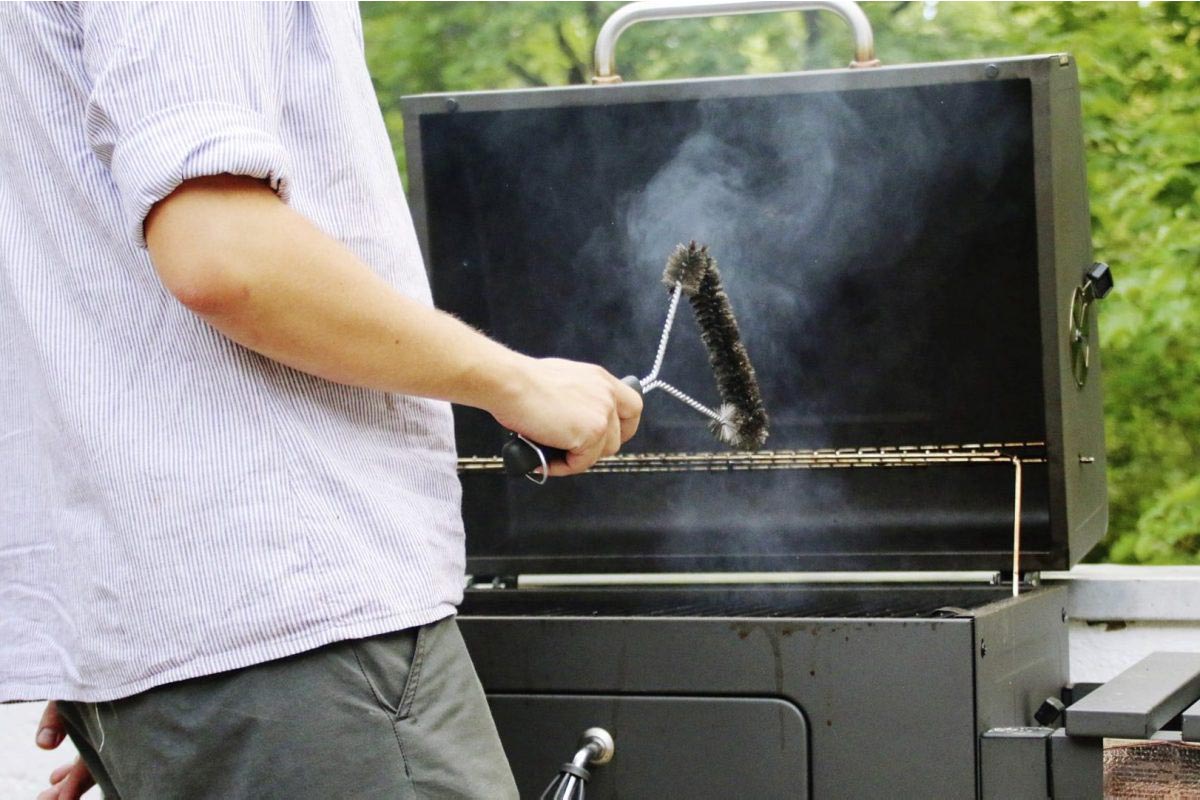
(501, 376), (643, 481)
(500, 436), (565, 481)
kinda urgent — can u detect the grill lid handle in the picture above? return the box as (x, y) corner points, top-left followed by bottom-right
(592, 0), (880, 84)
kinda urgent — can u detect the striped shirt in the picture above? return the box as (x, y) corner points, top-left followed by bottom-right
(0, 2), (465, 703)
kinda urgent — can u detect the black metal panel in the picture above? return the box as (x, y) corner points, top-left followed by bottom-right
(972, 586), (1071, 736)
(489, 694), (809, 799)
(1041, 61), (1109, 565)
(980, 727), (1052, 799)
(402, 55), (1104, 575)
(1049, 729), (1103, 799)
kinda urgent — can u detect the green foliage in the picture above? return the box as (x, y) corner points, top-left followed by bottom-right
(1114, 475), (1200, 563)
(361, 1), (1200, 563)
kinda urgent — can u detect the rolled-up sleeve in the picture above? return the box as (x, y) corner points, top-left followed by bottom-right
(80, 3), (294, 248)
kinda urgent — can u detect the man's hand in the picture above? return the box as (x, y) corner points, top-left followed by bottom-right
(144, 175), (644, 476)
(490, 358), (642, 476)
(35, 701), (95, 800)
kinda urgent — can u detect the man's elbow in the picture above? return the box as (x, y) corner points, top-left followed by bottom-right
(147, 234), (253, 317)
(145, 175), (275, 317)
(165, 268), (251, 317)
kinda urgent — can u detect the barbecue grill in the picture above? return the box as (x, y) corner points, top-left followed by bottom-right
(399, 2), (1147, 796)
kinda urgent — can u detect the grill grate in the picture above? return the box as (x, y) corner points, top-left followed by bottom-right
(460, 442), (1043, 599)
(458, 442), (1046, 475)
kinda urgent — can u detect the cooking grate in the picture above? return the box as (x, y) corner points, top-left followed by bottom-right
(461, 443), (1042, 597)
(458, 442), (1045, 475)
(460, 585), (1011, 619)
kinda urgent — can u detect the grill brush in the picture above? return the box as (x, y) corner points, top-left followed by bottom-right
(502, 241), (768, 481)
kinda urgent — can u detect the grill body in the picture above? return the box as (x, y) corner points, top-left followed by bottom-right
(402, 54), (1103, 799)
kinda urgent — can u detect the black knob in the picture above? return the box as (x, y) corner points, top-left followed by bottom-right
(1035, 696), (1066, 726)
(1086, 262), (1113, 300)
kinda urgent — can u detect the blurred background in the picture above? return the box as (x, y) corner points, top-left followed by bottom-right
(362, 0), (1199, 565)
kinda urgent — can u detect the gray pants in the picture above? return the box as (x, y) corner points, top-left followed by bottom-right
(59, 616), (518, 799)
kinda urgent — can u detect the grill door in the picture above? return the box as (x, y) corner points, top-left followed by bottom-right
(489, 694), (809, 799)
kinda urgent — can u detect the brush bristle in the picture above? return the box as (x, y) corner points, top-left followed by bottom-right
(709, 403), (748, 449)
(662, 241), (710, 297)
(686, 248), (769, 451)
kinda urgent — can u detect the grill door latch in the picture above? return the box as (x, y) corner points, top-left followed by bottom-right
(1069, 262), (1114, 388)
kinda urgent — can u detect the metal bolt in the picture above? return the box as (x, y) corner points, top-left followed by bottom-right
(445, 98), (460, 113)
(1062, 607), (1068, 623)
(980, 639), (987, 657)
(984, 64), (1000, 79)
(1079, 455), (1095, 464)
(1059, 54), (1071, 67)
(580, 727), (615, 765)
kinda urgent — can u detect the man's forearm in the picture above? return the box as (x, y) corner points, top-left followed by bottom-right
(145, 176), (528, 411)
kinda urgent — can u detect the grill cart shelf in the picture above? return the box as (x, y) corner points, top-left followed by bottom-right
(400, 2), (1182, 796)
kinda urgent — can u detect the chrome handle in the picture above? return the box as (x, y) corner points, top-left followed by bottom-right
(593, 0), (879, 84)
(541, 727), (615, 799)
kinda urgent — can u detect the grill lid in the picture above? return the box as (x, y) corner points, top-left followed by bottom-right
(402, 55), (1108, 576)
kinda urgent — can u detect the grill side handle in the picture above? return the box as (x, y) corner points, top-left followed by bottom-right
(592, 0), (880, 84)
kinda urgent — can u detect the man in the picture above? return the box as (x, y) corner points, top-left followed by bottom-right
(2, 3), (642, 798)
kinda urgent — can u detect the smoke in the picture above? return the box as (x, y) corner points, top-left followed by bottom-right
(604, 84), (1028, 445)
(598, 85), (1033, 553)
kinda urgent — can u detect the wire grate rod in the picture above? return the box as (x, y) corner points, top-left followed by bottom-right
(458, 442), (1047, 474)
(459, 444), (1037, 597)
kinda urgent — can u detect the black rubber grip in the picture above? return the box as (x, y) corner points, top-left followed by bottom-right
(499, 375), (643, 479)
(501, 435), (565, 477)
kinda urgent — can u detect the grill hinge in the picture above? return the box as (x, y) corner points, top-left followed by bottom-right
(466, 574), (520, 590)
(990, 571), (1042, 589)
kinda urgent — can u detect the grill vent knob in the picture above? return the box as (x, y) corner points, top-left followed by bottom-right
(1035, 696), (1066, 726)
(1086, 262), (1114, 300)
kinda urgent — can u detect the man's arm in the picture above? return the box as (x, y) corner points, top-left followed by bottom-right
(144, 175), (641, 476)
